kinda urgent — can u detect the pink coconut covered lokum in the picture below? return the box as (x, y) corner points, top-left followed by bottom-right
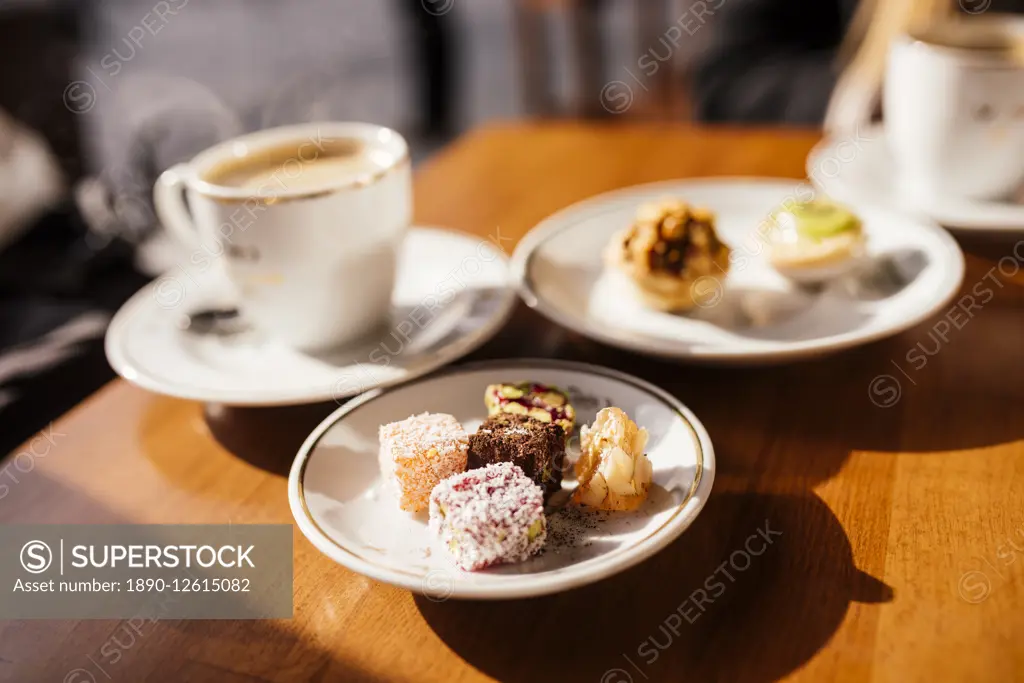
(429, 462), (546, 570)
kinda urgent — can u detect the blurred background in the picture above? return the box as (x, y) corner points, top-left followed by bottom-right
(0, 0), (717, 454)
(0, 0), (1014, 452)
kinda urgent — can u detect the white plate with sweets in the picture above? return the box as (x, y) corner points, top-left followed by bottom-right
(512, 178), (965, 365)
(288, 359), (714, 600)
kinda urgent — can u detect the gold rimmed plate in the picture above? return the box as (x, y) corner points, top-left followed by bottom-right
(288, 359), (715, 600)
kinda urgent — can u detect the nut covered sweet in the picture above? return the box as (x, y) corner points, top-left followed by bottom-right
(573, 407), (653, 511)
(484, 382), (575, 436)
(379, 412), (469, 512)
(606, 198), (731, 311)
(429, 462), (547, 570)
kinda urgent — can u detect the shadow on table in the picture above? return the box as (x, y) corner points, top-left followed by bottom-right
(538, 307), (1024, 487)
(156, 619), (392, 682)
(417, 491), (891, 683)
(202, 401), (340, 477)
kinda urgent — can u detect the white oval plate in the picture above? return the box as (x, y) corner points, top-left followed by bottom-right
(809, 124), (1024, 232)
(105, 227), (515, 405)
(512, 178), (965, 365)
(289, 360), (714, 600)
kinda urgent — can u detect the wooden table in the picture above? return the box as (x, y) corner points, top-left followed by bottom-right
(2, 124), (1023, 683)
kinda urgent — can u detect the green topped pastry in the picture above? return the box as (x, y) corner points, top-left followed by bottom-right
(771, 199), (862, 242)
(766, 197), (866, 283)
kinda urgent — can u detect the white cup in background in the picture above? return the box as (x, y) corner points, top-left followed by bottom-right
(885, 18), (1024, 203)
(154, 122), (412, 351)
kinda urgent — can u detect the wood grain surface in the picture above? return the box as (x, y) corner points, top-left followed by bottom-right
(1, 123), (1023, 683)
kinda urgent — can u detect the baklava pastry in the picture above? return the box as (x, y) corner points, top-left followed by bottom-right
(606, 198), (731, 311)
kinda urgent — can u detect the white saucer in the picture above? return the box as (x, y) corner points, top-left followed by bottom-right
(512, 178), (965, 365)
(105, 227), (516, 405)
(288, 359), (714, 600)
(808, 124), (1024, 232)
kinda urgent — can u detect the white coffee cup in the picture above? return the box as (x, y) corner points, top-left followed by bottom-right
(154, 122), (411, 351)
(885, 18), (1024, 202)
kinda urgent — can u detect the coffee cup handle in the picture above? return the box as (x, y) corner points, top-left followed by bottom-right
(154, 163), (201, 250)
